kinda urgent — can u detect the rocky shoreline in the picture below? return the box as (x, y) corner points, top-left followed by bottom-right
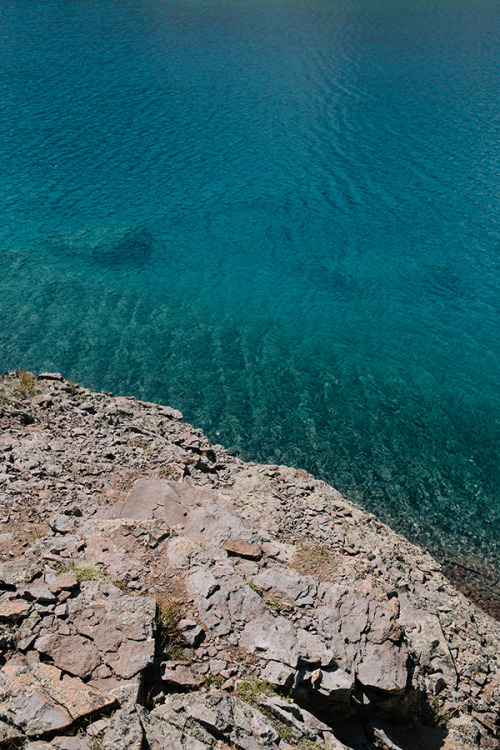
(0, 370), (498, 749)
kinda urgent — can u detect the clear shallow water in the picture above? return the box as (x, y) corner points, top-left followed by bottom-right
(1, 0), (499, 574)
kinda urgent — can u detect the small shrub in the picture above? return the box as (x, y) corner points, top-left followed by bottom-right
(155, 595), (188, 660)
(14, 370), (36, 398)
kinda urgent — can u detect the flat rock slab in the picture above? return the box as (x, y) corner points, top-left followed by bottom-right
(113, 479), (264, 550)
(0, 663), (116, 736)
(221, 538), (263, 560)
(112, 479), (201, 524)
(0, 597), (31, 622)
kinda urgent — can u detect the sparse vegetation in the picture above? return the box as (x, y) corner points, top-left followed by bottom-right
(298, 740), (325, 750)
(155, 595), (188, 660)
(203, 673), (223, 689)
(264, 595), (282, 613)
(0, 370), (39, 406)
(158, 464), (181, 479)
(88, 732), (105, 750)
(246, 578), (264, 597)
(127, 436), (155, 455)
(421, 694), (456, 729)
(245, 578), (283, 613)
(14, 369), (37, 398)
(59, 562), (105, 581)
(112, 579), (128, 592)
(237, 677), (296, 743)
(237, 676), (279, 706)
(293, 543), (338, 580)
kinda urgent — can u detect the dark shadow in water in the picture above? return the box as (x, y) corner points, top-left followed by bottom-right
(91, 227), (154, 269)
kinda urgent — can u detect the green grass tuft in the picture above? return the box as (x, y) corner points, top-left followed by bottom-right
(59, 562), (105, 581)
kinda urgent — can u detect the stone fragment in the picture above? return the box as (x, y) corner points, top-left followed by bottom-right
(31, 395), (53, 407)
(209, 659), (227, 675)
(34, 634), (100, 679)
(161, 662), (203, 689)
(106, 639), (155, 679)
(86, 718), (110, 736)
(0, 597), (30, 622)
(259, 660), (296, 688)
(309, 666), (354, 702)
(221, 538), (263, 560)
(239, 614), (304, 668)
(19, 583), (57, 603)
(51, 737), (90, 750)
(0, 663), (116, 736)
(261, 695), (333, 743)
(188, 568), (219, 599)
(37, 372), (64, 381)
(146, 691), (279, 749)
(356, 643), (409, 695)
(177, 619), (204, 647)
(102, 708), (145, 750)
(49, 515), (75, 535)
(48, 573), (79, 594)
(252, 567), (317, 606)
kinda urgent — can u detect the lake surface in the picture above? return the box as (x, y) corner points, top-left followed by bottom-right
(1, 0), (499, 582)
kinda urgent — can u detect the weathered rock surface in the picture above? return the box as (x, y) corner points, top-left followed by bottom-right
(0, 370), (498, 749)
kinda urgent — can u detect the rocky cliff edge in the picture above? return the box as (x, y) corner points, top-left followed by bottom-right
(0, 371), (498, 750)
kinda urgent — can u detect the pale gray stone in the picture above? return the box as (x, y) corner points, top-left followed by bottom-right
(107, 639), (155, 679)
(356, 643), (409, 694)
(251, 568), (317, 607)
(239, 614), (304, 668)
(177, 618), (204, 647)
(188, 568), (220, 599)
(51, 737), (90, 750)
(259, 660), (296, 688)
(310, 666), (354, 702)
(161, 662), (203, 689)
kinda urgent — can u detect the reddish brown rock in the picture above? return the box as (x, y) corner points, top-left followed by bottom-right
(0, 597), (30, 622)
(34, 634), (100, 679)
(161, 662), (203, 689)
(221, 538), (263, 560)
(48, 573), (79, 594)
(0, 663), (116, 736)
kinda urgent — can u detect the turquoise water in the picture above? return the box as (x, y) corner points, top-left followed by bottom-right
(1, 0), (499, 574)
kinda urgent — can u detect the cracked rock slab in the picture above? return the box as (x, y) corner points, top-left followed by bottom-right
(0, 663), (116, 736)
(144, 691), (280, 749)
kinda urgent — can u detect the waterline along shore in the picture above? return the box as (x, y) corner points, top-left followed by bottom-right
(0, 370), (498, 749)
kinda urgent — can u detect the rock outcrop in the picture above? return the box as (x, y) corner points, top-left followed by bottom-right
(0, 371), (498, 749)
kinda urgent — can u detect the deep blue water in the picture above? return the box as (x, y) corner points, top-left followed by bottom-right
(1, 0), (499, 575)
